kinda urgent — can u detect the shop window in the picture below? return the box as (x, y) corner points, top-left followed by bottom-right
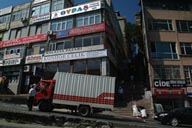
(87, 59), (101, 75)
(73, 60), (86, 74)
(58, 62), (70, 72)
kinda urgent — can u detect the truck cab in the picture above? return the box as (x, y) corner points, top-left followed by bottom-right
(34, 80), (55, 112)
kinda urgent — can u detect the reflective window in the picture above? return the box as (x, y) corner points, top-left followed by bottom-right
(154, 65), (181, 79)
(51, 18), (73, 31)
(29, 23), (48, 36)
(180, 43), (192, 55)
(148, 20), (173, 31)
(176, 20), (192, 32)
(0, 14), (11, 23)
(52, 0), (65, 11)
(48, 38), (72, 51)
(12, 8), (29, 21)
(151, 41), (178, 60)
(87, 59), (101, 75)
(184, 66), (192, 84)
(73, 60), (86, 74)
(75, 34), (101, 48)
(32, 3), (50, 16)
(76, 12), (101, 27)
(58, 61), (70, 72)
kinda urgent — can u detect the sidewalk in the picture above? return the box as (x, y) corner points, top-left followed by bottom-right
(0, 95), (147, 124)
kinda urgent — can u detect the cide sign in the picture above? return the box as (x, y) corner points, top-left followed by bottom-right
(154, 80), (186, 88)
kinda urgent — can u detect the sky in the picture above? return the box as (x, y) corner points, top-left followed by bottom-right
(0, 0), (140, 23)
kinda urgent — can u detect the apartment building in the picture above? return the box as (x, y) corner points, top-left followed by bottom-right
(0, 0), (126, 95)
(141, 0), (192, 110)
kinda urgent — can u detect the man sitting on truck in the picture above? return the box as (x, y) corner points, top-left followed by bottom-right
(28, 83), (36, 111)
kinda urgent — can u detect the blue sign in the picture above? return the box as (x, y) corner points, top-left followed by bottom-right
(56, 30), (69, 37)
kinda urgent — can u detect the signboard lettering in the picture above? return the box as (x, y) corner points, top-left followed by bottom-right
(154, 80), (186, 88)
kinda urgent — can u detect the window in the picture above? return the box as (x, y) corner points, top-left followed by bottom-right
(76, 12), (101, 27)
(51, 18), (73, 31)
(5, 46), (24, 56)
(26, 43), (46, 56)
(32, 3), (50, 16)
(154, 65), (181, 79)
(184, 66), (192, 84)
(148, 20), (173, 31)
(48, 38), (72, 51)
(176, 20), (192, 32)
(29, 23), (48, 36)
(87, 59), (101, 75)
(74, 34), (101, 48)
(0, 15), (11, 24)
(12, 8), (29, 22)
(151, 41), (178, 59)
(58, 61), (70, 72)
(10, 27), (28, 39)
(73, 60), (86, 74)
(0, 49), (4, 59)
(180, 43), (192, 55)
(52, 0), (65, 11)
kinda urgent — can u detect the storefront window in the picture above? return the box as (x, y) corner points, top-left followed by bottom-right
(87, 59), (101, 75)
(58, 62), (70, 72)
(73, 60), (86, 74)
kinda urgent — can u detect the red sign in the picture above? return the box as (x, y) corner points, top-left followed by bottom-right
(0, 34), (47, 48)
(56, 23), (106, 39)
(153, 88), (186, 96)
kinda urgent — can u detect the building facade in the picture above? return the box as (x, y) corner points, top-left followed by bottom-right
(141, 0), (192, 111)
(0, 0), (126, 95)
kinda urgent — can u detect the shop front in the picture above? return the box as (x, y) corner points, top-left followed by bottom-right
(153, 79), (187, 111)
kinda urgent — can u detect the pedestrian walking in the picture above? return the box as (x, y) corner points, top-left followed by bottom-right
(27, 83), (36, 111)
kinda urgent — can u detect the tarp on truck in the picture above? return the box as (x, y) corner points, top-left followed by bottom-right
(53, 72), (115, 110)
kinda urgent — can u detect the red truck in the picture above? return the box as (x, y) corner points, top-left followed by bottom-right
(34, 72), (116, 116)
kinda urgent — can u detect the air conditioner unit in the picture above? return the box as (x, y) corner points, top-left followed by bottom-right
(24, 65), (30, 72)
(21, 17), (28, 22)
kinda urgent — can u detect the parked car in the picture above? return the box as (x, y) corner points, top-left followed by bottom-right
(153, 104), (165, 121)
(159, 107), (192, 127)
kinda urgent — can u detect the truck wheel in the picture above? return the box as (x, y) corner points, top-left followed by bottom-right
(78, 106), (90, 117)
(39, 100), (53, 112)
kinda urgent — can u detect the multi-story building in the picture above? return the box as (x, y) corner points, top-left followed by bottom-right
(0, 0), (126, 95)
(141, 0), (192, 111)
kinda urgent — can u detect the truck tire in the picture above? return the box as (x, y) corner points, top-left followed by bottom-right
(78, 106), (90, 117)
(39, 100), (53, 112)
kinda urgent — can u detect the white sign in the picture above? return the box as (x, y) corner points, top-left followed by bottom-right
(0, 60), (3, 66)
(4, 58), (21, 66)
(33, 0), (48, 4)
(25, 54), (42, 64)
(52, 1), (101, 19)
(42, 49), (107, 63)
(0, 6), (12, 16)
(3, 53), (21, 59)
(44, 45), (104, 56)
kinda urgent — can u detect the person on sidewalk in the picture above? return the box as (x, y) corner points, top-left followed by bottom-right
(27, 84), (36, 111)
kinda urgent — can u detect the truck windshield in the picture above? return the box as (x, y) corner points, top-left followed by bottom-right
(35, 81), (50, 92)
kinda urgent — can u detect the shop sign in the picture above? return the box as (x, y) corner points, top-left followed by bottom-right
(42, 49), (107, 63)
(33, 0), (48, 4)
(32, 13), (50, 23)
(56, 23), (106, 38)
(0, 6), (12, 16)
(153, 88), (186, 96)
(44, 45), (104, 56)
(3, 58), (21, 66)
(187, 87), (192, 95)
(154, 79), (186, 88)
(52, 1), (101, 19)
(4, 53), (21, 59)
(25, 54), (42, 64)
(0, 34), (47, 48)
